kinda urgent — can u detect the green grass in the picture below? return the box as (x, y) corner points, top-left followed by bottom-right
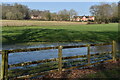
(84, 67), (120, 78)
(2, 23), (118, 45)
(87, 69), (120, 78)
(83, 58), (120, 79)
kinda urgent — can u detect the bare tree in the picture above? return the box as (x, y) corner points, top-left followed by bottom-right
(58, 9), (70, 21)
(51, 13), (58, 21)
(110, 3), (119, 22)
(69, 9), (78, 21)
(90, 3), (118, 23)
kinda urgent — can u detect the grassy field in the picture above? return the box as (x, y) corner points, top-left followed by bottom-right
(2, 20), (118, 45)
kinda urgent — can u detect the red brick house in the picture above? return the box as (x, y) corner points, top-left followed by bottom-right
(73, 16), (95, 22)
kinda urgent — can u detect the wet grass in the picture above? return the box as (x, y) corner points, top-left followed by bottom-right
(2, 23), (118, 45)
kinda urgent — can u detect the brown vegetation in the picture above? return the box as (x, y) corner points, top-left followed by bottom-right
(42, 59), (120, 79)
(2, 20), (87, 26)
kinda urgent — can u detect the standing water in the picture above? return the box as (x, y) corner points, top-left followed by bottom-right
(1, 42), (112, 65)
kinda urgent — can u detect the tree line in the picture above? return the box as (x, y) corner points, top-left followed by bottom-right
(30, 9), (77, 21)
(1, 3), (77, 21)
(1, 3), (119, 23)
(90, 2), (119, 23)
(2, 3), (30, 20)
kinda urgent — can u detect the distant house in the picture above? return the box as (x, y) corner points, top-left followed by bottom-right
(72, 16), (95, 22)
(31, 15), (42, 19)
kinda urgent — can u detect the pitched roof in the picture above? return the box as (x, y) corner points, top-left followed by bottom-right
(74, 16), (94, 18)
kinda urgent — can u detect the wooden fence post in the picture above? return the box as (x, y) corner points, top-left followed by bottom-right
(58, 46), (63, 72)
(1, 51), (5, 80)
(112, 40), (116, 61)
(87, 45), (91, 64)
(1, 51), (8, 80)
(5, 51), (8, 80)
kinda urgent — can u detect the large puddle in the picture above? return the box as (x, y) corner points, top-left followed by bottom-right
(0, 42), (113, 65)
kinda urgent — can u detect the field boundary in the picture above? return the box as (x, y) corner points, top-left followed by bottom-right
(1, 40), (117, 79)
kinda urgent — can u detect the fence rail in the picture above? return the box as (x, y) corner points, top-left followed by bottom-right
(1, 40), (117, 80)
(3, 43), (111, 54)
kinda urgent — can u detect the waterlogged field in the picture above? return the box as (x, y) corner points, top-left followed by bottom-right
(2, 20), (118, 45)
